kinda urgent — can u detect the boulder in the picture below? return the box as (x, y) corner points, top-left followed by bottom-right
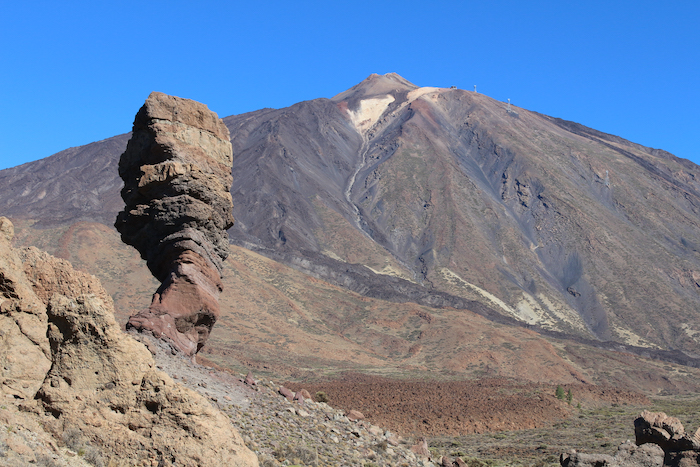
(411, 437), (430, 459)
(346, 409), (365, 421)
(279, 386), (294, 400)
(115, 92), (235, 356)
(560, 442), (664, 467)
(635, 411), (700, 452)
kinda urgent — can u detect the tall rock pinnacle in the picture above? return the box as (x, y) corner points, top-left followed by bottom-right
(115, 92), (234, 356)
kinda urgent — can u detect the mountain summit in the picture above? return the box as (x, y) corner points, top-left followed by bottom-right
(331, 72), (419, 103)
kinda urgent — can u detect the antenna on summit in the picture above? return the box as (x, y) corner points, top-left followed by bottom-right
(474, 85), (477, 93)
(507, 98), (511, 112)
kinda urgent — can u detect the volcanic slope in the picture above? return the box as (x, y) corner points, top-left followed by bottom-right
(2, 73), (700, 359)
(11, 219), (700, 397)
(224, 73), (700, 355)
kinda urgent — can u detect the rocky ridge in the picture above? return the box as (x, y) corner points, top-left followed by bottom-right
(115, 92), (235, 356)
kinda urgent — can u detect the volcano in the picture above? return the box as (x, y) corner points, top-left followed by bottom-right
(2, 73), (700, 385)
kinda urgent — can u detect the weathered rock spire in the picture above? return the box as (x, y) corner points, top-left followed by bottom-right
(115, 92), (234, 356)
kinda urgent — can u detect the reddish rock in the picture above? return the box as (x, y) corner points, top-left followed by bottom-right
(300, 389), (312, 400)
(278, 386), (294, 400)
(441, 455), (453, 466)
(346, 409), (365, 421)
(453, 457), (468, 467)
(293, 391), (305, 404)
(411, 437), (430, 459)
(115, 92), (234, 357)
(244, 372), (256, 386)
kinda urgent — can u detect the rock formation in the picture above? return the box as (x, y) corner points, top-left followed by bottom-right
(561, 411), (700, 467)
(115, 92), (235, 356)
(560, 441), (664, 467)
(0, 217), (51, 401)
(0, 216), (257, 466)
(634, 410), (700, 453)
(634, 411), (700, 466)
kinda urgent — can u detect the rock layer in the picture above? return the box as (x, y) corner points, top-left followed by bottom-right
(115, 92), (234, 355)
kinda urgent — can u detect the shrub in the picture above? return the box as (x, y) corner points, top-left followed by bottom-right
(35, 455), (60, 467)
(273, 443), (317, 466)
(315, 391), (329, 403)
(62, 427), (84, 450)
(84, 446), (105, 467)
(555, 385), (565, 400)
(258, 454), (280, 467)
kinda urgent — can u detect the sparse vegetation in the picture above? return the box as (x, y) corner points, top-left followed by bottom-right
(35, 455), (60, 467)
(83, 446), (105, 467)
(62, 427), (84, 451)
(272, 442), (318, 466)
(315, 391), (329, 403)
(62, 427), (104, 466)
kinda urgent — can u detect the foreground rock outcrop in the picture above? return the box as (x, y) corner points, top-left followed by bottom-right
(0, 217), (52, 402)
(560, 442), (664, 467)
(561, 410), (700, 467)
(115, 92), (235, 356)
(0, 217), (257, 466)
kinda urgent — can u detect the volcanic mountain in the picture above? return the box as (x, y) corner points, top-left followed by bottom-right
(2, 73), (700, 386)
(224, 73), (700, 355)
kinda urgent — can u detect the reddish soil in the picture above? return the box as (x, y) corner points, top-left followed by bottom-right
(285, 374), (647, 437)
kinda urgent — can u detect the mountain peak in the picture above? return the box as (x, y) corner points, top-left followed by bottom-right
(331, 72), (418, 102)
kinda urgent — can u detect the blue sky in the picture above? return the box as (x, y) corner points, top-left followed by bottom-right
(1, 1), (698, 170)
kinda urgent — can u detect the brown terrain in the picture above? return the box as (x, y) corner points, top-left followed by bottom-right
(284, 374), (647, 437)
(2, 76), (700, 465)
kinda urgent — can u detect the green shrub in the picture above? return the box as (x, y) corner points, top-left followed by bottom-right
(555, 385), (565, 400)
(315, 391), (329, 403)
